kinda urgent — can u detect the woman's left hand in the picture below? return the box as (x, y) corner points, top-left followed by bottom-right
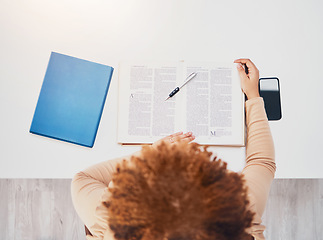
(152, 131), (195, 148)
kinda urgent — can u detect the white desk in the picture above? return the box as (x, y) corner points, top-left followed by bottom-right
(1, 0), (323, 178)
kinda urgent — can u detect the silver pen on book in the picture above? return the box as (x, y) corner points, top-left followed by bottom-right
(165, 72), (198, 101)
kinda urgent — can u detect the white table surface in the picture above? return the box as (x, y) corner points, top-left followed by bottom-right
(1, 0), (323, 178)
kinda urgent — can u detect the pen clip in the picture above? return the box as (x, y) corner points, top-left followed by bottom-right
(179, 71), (197, 89)
(186, 72), (196, 79)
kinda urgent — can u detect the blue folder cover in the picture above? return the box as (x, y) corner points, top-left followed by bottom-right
(30, 52), (113, 147)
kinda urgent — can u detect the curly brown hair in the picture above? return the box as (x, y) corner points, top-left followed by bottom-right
(105, 142), (254, 240)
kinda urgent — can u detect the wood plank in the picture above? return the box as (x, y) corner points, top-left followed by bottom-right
(13, 179), (53, 240)
(52, 179), (84, 240)
(263, 179), (323, 240)
(0, 179), (15, 240)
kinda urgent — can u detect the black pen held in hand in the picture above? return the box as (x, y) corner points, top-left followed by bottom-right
(165, 72), (197, 101)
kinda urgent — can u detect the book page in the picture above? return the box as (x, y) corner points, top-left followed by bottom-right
(118, 62), (182, 143)
(183, 62), (244, 145)
(118, 61), (244, 146)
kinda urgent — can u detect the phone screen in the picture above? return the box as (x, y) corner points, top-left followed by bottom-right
(259, 79), (279, 91)
(259, 77), (282, 120)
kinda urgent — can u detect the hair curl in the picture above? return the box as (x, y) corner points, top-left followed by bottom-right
(105, 142), (254, 240)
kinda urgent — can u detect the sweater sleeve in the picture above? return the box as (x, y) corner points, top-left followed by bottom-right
(242, 97), (276, 239)
(71, 154), (135, 239)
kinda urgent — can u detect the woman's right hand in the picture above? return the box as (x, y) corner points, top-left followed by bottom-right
(234, 58), (260, 100)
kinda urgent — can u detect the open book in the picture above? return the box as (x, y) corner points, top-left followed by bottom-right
(117, 61), (245, 146)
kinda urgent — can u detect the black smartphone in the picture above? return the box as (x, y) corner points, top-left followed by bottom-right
(259, 77), (282, 121)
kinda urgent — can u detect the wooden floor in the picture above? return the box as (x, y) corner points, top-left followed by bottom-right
(0, 179), (322, 240)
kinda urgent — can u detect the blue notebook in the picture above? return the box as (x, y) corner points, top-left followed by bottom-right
(30, 52), (114, 147)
